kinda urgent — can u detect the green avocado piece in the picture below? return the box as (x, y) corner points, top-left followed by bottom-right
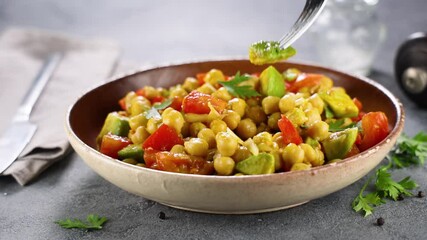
(236, 153), (275, 175)
(319, 88), (359, 118)
(321, 127), (358, 161)
(249, 40), (297, 65)
(118, 144), (144, 162)
(96, 112), (130, 146)
(259, 66), (286, 97)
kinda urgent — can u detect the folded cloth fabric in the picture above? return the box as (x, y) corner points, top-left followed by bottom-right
(0, 28), (120, 185)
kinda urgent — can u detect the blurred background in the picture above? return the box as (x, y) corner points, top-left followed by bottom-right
(1, 0), (424, 74)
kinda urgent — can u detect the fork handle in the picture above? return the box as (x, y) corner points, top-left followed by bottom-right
(14, 53), (63, 121)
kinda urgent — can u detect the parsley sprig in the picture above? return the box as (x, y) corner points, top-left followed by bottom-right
(144, 98), (173, 120)
(328, 119), (357, 132)
(55, 214), (108, 230)
(218, 72), (260, 99)
(352, 131), (426, 217)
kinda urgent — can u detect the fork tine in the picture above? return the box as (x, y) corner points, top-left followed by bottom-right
(279, 0), (327, 48)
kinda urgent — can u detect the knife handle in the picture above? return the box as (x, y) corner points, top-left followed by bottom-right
(14, 53), (63, 121)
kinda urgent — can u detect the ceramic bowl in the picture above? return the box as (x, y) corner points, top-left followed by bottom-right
(65, 60), (404, 214)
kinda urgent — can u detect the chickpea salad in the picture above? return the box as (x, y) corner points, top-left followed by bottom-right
(96, 66), (390, 175)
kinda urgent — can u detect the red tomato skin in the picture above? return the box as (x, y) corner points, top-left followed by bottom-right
(100, 134), (131, 159)
(142, 124), (184, 151)
(154, 151), (214, 174)
(170, 96), (183, 111)
(278, 115), (303, 145)
(143, 148), (158, 168)
(196, 73), (206, 85)
(118, 97), (126, 111)
(182, 91), (227, 114)
(358, 112), (390, 151)
(287, 73), (324, 93)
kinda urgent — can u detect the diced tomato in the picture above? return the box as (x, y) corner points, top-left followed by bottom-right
(143, 148), (158, 168)
(142, 124), (184, 151)
(136, 88), (146, 97)
(100, 134), (131, 158)
(118, 97), (126, 111)
(352, 111), (366, 122)
(353, 98), (363, 111)
(196, 73), (206, 85)
(151, 95), (164, 104)
(182, 91), (227, 114)
(358, 112), (390, 151)
(155, 151), (214, 174)
(170, 96), (183, 111)
(278, 115), (303, 145)
(345, 144), (360, 158)
(287, 73), (325, 93)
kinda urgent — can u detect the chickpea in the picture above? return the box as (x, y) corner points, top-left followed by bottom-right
(245, 105), (267, 124)
(256, 122), (269, 135)
(282, 143), (304, 171)
(261, 96), (280, 115)
(124, 91), (137, 111)
(196, 83), (216, 94)
(210, 119), (227, 134)
(271, 150), (283, 171)
(304, 108), (321, 127)
(130, 96), (151, 116)
(246, 97), (260, 107)
(313, 148), (325, 166)
(189, 122), (206, 137)
(216, 132), (238, 157)
(129, 126), (150, 144)
(162, 107), (184, 134)
(236, 118), (257, 140)
(290, 163), (311, 171)
(279, 93), (296, 113)
(285, 108), (307, 127)
(169, 86), (188, 98)
(214, 156), (235, 176)
(184, 138), (209, 157)
(232, 145), (252, 163)
(212, 87), (232, 101)
(308, 94), (324, 114)
(253, 132), (273, 145)
(142, 86), (159, 99)
(229, 98), (247, 117)
(182, 77), (199, 92)
(197, 128), (216, 148)
(300, 143), (317, 165)
(181, 121), (190, 138)
(222, 110), (241, 130)
(267, 112), (281, 131)
(146, 118), (160, 134)
(129, 113), (148, 130)
(307, 121), (329, 141)
(204, 69), (225, 86)
(170, 144), (186, 154)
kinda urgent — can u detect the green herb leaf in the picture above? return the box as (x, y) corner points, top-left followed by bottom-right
(144, 98), (173, 120)
(375, 167), (417, 200)
(218, 72), (260, 99)
(324, 105), (334, 119)
(389, 132), (427, 168)
(352, 176), (385, 217)
(55, 214), (108, 230)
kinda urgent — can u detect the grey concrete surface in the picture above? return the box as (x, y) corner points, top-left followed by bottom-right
(1, 0), (427, 239)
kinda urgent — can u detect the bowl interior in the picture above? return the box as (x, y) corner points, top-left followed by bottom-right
(69, 60), (400, 150)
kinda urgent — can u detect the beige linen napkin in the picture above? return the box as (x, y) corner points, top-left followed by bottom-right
(0, 28), (120, 185)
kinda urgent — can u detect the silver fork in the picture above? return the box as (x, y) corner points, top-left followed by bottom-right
(279, 0), (328, 49)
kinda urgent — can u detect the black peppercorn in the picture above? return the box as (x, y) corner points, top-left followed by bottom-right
(418, 191), (425, 198)
(397, 194), (404, 201)
(376, 217), (385, 226)
(158, 211), (166, 220)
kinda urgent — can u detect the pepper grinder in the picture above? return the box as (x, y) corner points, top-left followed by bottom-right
(395, 32), (427, 107)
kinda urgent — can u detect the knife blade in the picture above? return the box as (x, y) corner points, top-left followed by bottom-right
(0, 53), (62, 173)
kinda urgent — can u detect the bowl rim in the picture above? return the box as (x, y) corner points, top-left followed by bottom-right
(65, 58), (405, 182)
